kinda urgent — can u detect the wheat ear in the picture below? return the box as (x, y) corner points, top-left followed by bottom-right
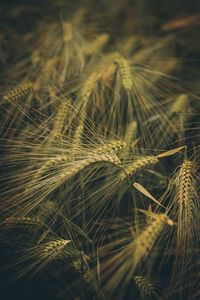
(62, 21), (73, 42)
(132, 213), (173, 269)
(119, 155), (159, 181)
(82, 72), (100, 102)
(5, 216), (43, 227)
(174, 159), (197, 247)
(73, 72), (100, 146)
(100, 62), (116, 85)
(34, 58), (56, 90)
(171, 93), (188, 114)
(50, 102), (69, 140)
(101, 213), (173, 295)
(31, 50), (41, 65)
(97, 140), (127, 154)
(4, 82), (33, 101)
(83, 33), (109, 55)
(41, 239), (71, 259)
(33, 155), (72, 182)
(59, 153), (121, 182)
(120, 146), (185, 182)
(125, 121), (137, 148)
(134, 275), (158, 298)
(73, 121), (85, 149)
(112, 53), (133, 90)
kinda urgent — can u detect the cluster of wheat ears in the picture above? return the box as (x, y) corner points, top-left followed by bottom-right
(0, 2), (200, 300)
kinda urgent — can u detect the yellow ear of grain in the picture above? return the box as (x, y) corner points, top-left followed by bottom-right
(4, 83), (33, 101)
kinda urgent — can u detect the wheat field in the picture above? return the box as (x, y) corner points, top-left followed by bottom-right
(0, 1), (200, 299)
